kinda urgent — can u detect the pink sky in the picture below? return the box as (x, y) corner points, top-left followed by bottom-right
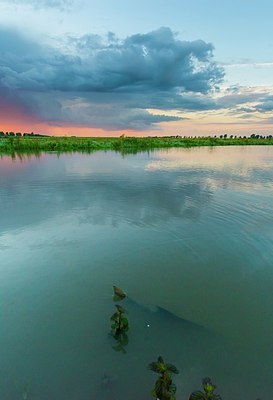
(1, 97), (272, 138)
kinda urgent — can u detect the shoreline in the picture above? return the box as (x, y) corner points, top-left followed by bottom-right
(1, 136), (273, 155)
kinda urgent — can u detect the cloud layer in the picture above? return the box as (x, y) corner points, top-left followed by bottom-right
(0, 27), (224, 93)
(0, 27), (226, 130)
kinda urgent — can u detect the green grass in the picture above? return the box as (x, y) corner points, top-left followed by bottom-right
(1, 135), (273, 156)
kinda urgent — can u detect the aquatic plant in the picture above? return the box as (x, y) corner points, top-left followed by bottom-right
(110, 304), (129, 335)
(189, 378), (222, 400)
(148, 356), (179, 400)
(110, 286), (129, 352)
(113, 285), (126, 301)
(112, 332), (129, 354)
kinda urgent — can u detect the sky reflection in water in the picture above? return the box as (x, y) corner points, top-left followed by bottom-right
(1, 146), (273, 399)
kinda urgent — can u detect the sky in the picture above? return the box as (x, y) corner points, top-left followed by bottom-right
(0, 0), (273, 136)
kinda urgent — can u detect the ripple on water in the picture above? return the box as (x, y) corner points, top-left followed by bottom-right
(1, 147), (273, 399)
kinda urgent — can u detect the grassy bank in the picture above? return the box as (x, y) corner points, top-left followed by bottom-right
(1, 135), (273, 155)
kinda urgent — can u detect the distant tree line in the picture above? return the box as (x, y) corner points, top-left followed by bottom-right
(0, 131), (49, 137)
(218, 133), (273, 140)
(1, 131), (272, 140)
(154, 134), (273, 140)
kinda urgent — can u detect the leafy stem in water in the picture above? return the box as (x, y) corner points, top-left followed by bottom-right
(189, 378), (222, 400)
(148, 356), (179, 400)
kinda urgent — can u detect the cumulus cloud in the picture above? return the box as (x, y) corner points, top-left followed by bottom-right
(0, 27), (224, 93)
(0, 27), (225, 130)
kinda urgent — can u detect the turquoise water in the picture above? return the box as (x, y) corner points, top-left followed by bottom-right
(1, 146), (273, 399)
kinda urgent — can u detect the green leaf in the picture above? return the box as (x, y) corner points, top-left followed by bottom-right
(158, 356), (165, 364)
(166, 364), (179, 374)
(110, 313), (118, 321)
(169, 383), (177, 394)
(148, 361), (163, 373)
(189, 391), (206, 400)
(155, 378), (164, 398)
(121, 317), (128, 326)
(204, 382), (215, 394)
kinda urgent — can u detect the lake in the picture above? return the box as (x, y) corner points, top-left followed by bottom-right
(1, 146), (273, 400)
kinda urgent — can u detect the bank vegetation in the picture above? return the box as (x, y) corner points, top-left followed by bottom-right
(1, 133), (273, 155)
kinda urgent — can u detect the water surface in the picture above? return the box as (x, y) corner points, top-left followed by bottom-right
(1, 146), (273, 399)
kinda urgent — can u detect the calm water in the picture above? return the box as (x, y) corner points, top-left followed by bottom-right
(1, 146), (273, 400)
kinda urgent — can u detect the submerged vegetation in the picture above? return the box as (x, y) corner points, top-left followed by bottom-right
(110, 286), (129, 353)
(108, 287), (223, 399)
(149, 356), (179, 400)
(111, 285), (128, 335)
(110, 304), (129, 336)
(1, 134), (273, 156)
(189, 378), (222, 400)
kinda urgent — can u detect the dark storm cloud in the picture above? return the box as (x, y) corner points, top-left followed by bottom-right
(13, 91), (182, 130)
(0, 27), (224, 129)
(0, 27), (224, 93)
(133, 91), (219, 111)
